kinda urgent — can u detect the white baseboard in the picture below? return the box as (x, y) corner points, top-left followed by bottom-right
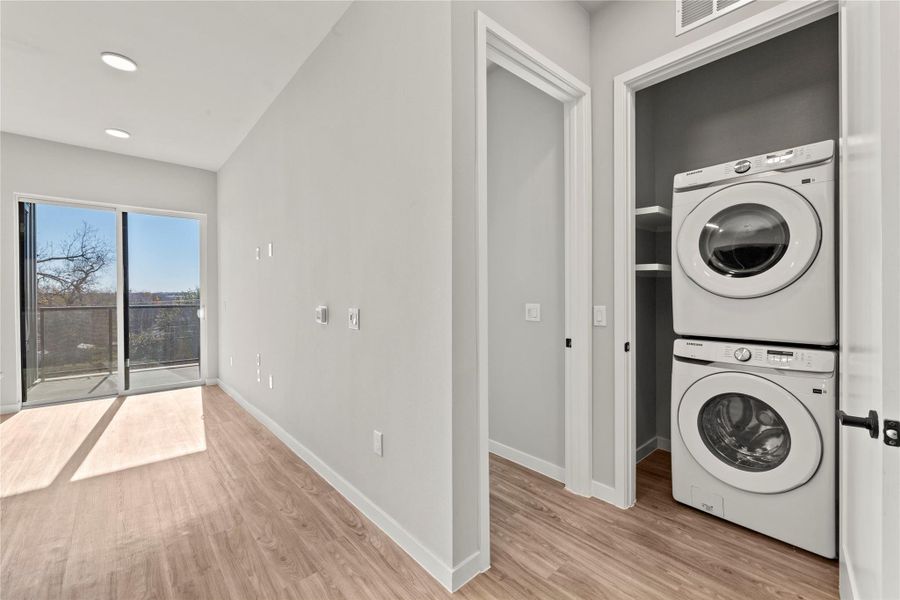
(205, 378), (219, 386)
(0, 403), (21, 415)
(637, 436), (671, 463)
(591, 479), (622, 506)
(450, 550), (489, 592)
(635, 437), (657, 463)
(488, 439), (565, 483)
(214, 380), (462, 592)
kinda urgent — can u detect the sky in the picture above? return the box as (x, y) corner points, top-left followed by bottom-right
(35, 204), (200, 294)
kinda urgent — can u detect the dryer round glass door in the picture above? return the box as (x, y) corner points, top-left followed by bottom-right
(676, 182), (822, 298)
(677, 372), (822, 494)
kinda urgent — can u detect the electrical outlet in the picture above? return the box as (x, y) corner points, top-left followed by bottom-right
(256, 353), (261, 367)
(348, 308), (360, 330)
(255, 246), (261, 261)
(256, 368), (261, 383)
(268, 375), (274, 390)
(525, 303), (541, 322)
(373, 430), (383, 456)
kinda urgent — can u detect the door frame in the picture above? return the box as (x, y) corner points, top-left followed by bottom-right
(11, 192), (209, 407)
(610, 0), (838, 508)
(474, 10), (593, 570)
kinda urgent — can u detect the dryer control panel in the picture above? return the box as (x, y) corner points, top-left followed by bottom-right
(674, 339), (835, 373)
(673, 139), (835, 190)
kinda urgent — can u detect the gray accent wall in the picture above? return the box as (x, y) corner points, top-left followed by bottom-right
(630, 14), (838, 465)
(487, 67), (565, 472)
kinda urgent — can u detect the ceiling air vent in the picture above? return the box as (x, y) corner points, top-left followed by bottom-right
(676, 0), (754, 36)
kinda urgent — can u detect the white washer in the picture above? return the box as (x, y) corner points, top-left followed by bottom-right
(672, 140), (836, 345)
(671, 338), (836, 558)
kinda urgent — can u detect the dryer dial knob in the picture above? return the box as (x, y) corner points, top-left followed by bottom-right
(734, 159), (752, 174)
(734, 347), (752, 362)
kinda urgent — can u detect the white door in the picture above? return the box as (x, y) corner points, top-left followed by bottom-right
(838, 1), (900, 599)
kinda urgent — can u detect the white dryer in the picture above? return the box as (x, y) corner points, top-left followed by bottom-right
(671, 140), (836, 345)
(671, 338), (836, 558)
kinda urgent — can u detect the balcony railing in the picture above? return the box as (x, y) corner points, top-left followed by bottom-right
(36, 303), (200, 380)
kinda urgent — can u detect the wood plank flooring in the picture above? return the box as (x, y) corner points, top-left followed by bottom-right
(0, 385), (838, 599)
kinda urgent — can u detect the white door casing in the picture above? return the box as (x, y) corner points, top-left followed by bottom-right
(474, 11), (593, 582)
(838, 0), (900, 598)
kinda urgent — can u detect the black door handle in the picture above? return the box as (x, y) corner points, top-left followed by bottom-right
(837, 410), (880, 438)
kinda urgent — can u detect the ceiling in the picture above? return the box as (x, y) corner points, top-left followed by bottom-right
(1, 1), (351, 171)
(577, 1), (609, 15)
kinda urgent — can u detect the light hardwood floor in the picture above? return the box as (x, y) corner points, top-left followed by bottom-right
(0, 386), (838, 599)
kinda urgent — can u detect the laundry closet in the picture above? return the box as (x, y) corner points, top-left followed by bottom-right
(632, 15), (840, 470)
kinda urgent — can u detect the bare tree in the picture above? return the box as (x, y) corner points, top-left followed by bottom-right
(37, 221), (113, 305)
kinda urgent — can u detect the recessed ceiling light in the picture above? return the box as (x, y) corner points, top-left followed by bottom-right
(101, 52), (137, 72)
(105, 128), (131, 139)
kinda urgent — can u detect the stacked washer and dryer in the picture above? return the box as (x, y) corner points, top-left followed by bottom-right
(669, 140), (838, 558)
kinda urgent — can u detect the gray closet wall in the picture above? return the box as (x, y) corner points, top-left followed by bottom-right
(633, 15), (839, 459)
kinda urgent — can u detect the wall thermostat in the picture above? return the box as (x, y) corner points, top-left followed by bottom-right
(315, 305), (328, 325)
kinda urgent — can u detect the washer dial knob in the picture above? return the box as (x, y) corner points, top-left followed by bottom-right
(734, 347), (752, 362)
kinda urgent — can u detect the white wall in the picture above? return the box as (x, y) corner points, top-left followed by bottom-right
(450, 0), (590, 569)
(216, 0), (455, 579)
(487, 67), (565, 476)
(589, 0), (790, 486)
(0, 132), (217, 411)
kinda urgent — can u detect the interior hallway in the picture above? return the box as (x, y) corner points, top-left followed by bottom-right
(0, 387), (837, 599)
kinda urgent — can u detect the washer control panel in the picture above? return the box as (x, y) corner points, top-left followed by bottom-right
(673, 139), (834, 190)
(674, 339), (835, 373)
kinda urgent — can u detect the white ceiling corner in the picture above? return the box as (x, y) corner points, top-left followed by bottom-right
(1, 1), (351, 171)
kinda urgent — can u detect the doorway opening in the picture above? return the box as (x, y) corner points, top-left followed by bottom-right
(610, 0), (838, 510)
(474, 12), (592, 576)
(629, 12), (840, 505)
(486, 65), (566, 484)
(18, 202), (118, 404)
(17, 196), (205, 406)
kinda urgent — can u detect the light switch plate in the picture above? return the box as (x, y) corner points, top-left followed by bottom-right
(348, 308), (360, 330)
(267, 242), (274, 257)
(593, 305), (607, 327)
(268, 374), (274, 390)
(525, 303), (541, 322)
(315, 305), (328, 325)
(373, 430), (383, 456)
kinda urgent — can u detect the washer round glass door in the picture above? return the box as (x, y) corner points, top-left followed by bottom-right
(676, 182), (821, 298)
(677, 372), (822, 494)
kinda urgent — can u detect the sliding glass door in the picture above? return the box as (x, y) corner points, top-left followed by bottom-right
(123, 212), (202, 391)
(18, 199), (203, 405)
(18, 201), (118, 404)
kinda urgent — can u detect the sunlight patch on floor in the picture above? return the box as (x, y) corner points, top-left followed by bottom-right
(72, 387), (206, 481)
(1, 398), (115, 497)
